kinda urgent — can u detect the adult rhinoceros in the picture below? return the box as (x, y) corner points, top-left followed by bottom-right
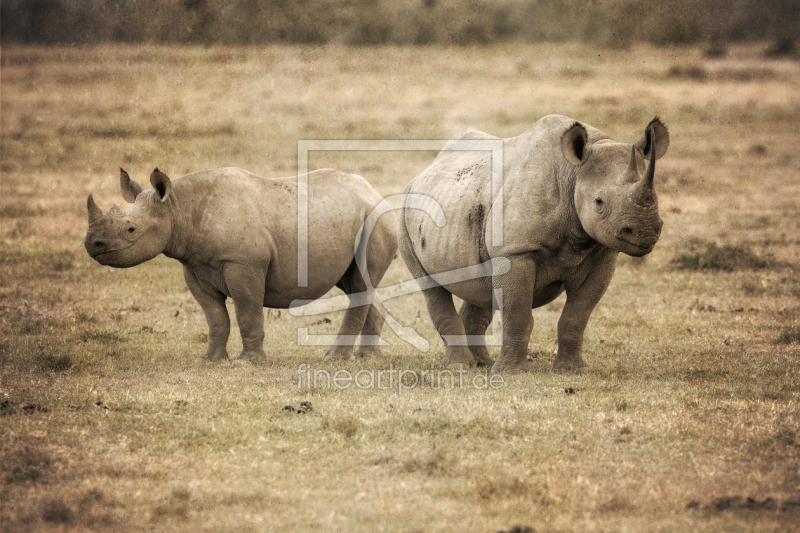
(85, 167), (397, 364)
(399, 115), (669, 373)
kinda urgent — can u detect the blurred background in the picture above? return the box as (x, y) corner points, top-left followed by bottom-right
(1, 0), (798, 53)
(1, 5), (799, 529)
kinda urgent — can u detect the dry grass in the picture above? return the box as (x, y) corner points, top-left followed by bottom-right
(2, 42), (800, 532)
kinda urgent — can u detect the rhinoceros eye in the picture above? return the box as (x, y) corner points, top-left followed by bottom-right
(124, 223), (138, 236)
(593, 198), (605, 212)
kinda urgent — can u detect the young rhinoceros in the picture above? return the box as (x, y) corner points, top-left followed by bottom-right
(400, 115), (668, 373)
(85, 167), (397, 363)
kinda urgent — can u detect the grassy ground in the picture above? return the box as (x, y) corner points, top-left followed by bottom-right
(2, 43), (800, 532)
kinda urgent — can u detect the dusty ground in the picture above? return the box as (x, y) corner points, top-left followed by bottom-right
(1, 43), (799, 532)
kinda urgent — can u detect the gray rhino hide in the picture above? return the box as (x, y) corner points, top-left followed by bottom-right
(400, 114), (668, 373)
(86, 167), (397, 363)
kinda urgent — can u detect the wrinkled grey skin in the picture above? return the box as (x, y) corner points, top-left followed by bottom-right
(85, 167), (397, 363)
(400, 115), (669, 373)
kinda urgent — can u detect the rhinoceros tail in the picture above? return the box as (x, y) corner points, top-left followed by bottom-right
(351, 198), (399, 292)
(397, 202), (433, 286)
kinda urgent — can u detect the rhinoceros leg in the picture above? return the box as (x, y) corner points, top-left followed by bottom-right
(490, 255), (536, 374)
(355, 214), (396, 358)
(398, 230), (475, 369)
(459, 302), (494, 367)
(551, 249), (617, 372)
(428, 288), (477, 369)
(355, 302), (387, 358)
(183, 266), (230, 362)
(326, 216), (396, 360)
(223, 263), (268, 364)
(324, 260), (371, 361)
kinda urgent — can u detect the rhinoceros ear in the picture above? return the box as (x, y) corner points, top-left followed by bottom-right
(561, 122), (589, 166)
(120, 168), (144, 203)
(634, 118), (669, 160)
(150, 168), (172, 203)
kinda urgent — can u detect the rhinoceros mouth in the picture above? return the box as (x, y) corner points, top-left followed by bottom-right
(618, 238), (655, 256)
(91, 252), (117, 265)
(90, 247), (131, 266)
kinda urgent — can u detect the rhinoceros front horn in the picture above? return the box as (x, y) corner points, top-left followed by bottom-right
(642, 126), (657, 189)
(630, 127), (657, 206)
(87, 194), (103, 223)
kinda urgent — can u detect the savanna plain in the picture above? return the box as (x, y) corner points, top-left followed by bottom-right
(1, 43), (800, 532)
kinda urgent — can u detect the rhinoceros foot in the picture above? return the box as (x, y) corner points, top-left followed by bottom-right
(196, 346), (229, 364)
(195, 356), (219, 364)
(469, 347), (494, 367)
(323, 346), (355, 362)
(235, 349), (268, 365)
(491, 360), (533, 375)
(440, 345), (475, 369)
(354, 346), (386, 358)
(550, 357), (588, 373)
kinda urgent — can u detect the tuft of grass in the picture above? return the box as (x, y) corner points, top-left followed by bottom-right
(79, 488), (105, 509)
(42, 499), (74, 524)
(8, 219), (34, 238)
(400, 449), (456, 477)
(0, 202), (45, 218)
(774, 326), (800, 345)
(674, 242), (771, 271)
(79, 329), (127, 344)
(666, 65), (780, 83)
(559, 66), (596, 80)
(3, 447), (52, 484)
(327, 416), (362, 439)
(716, 67), (780, 82)
(475, 474), (532, 500)
(152, 489), (191, 522)
(34, 352), (73, 372)
(666, 64), (707, 81)
(0, 247), (77, 273)
(75, 311), (98, 324)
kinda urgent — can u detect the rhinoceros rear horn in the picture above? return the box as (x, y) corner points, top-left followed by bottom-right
(87, 194), (103, 223)
(561, 122), (589, 166)
(120, 168), (144, 203)
(150, 168), (172, 203)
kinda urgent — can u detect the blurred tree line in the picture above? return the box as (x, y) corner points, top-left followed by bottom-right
(1, 0), (798, 48)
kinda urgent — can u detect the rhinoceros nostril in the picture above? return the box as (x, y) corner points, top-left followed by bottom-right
(620, 228), (634, 239)
(93, 240), (105, 249)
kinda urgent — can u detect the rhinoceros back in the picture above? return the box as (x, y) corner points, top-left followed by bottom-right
(402, 131), (498, 278)
(401, 115), (610, 287)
